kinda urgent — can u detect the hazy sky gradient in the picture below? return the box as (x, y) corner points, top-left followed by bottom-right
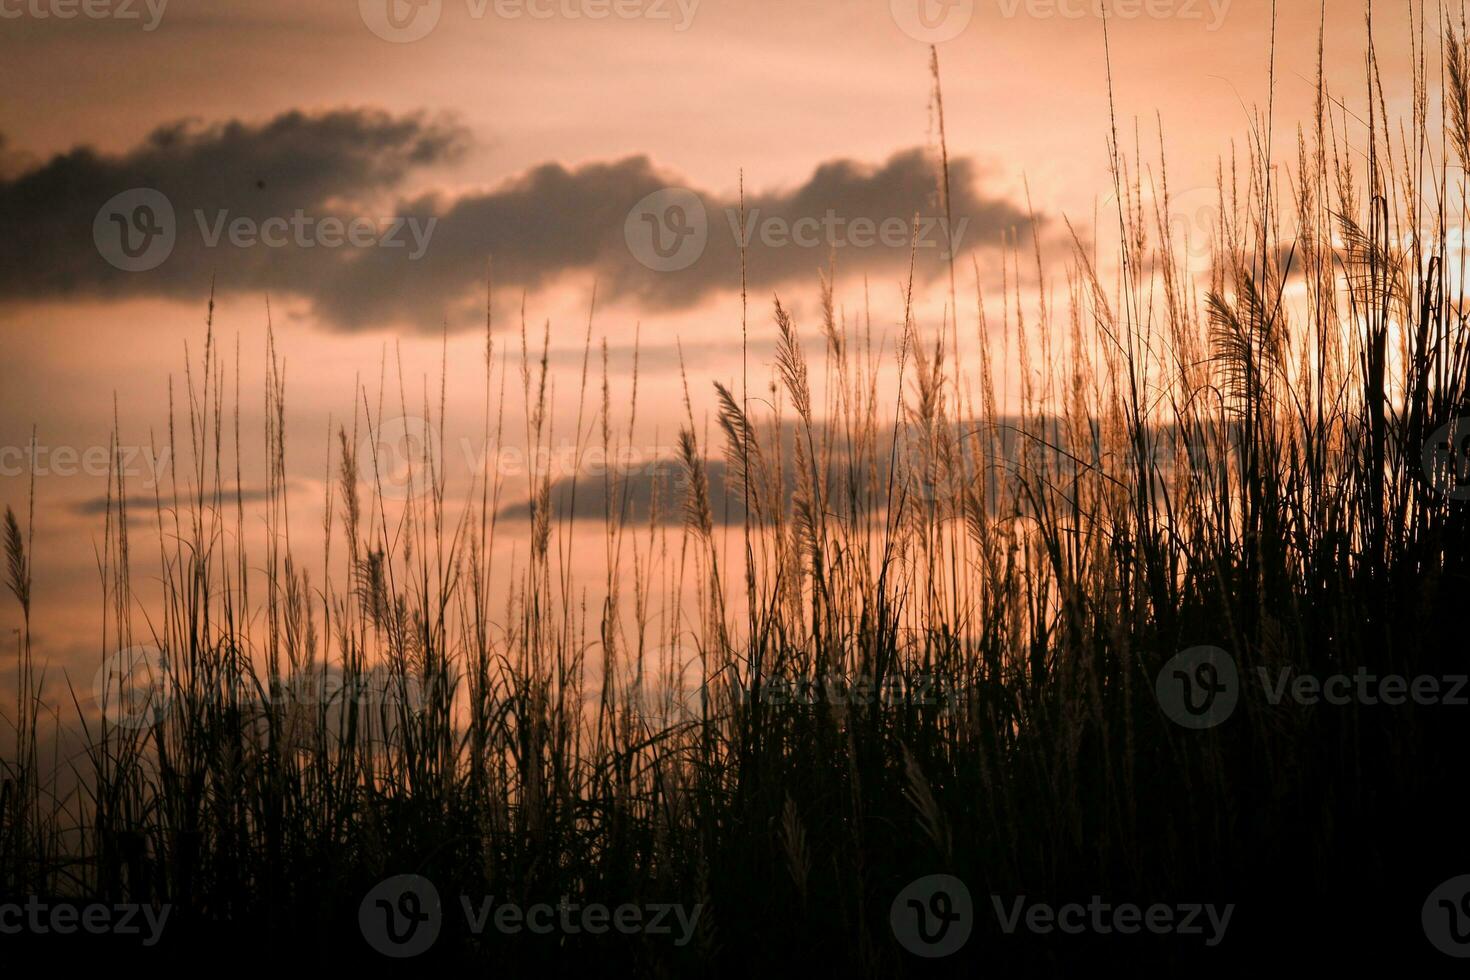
(0, 0), (1429, 696)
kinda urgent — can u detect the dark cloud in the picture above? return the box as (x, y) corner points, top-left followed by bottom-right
(69, 485), (292, 517)
(496, 458), (747, 526)
(0, 109), (1036, 330)
(494, 417), (1094, 527)
(0, 107), (467, 304)
(491, 416), (1229, 528)
(331, 147), (1037, 329)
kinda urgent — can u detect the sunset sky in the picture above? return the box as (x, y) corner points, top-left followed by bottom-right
(0, 0), (1426, 691)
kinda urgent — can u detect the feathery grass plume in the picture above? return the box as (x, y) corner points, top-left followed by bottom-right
(677, 427), (714, 540)
(714, 380), (765, 512)
(901, 743), (951, 863)
(1207, 270), (1287, 418)
(818, 263), (843, 362)
(1449, 22), (1470, 170)
(773, 298), (813, 427)
(779, 793), (812, 904)
(3, 507), (28, 615)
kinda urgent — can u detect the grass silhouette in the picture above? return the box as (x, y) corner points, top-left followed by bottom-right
(5, 6), (1470, 974)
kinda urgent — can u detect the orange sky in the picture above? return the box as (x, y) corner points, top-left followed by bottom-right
(0, 0), (1434, 707)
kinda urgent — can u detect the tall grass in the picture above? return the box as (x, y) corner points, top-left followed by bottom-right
(5, 7), (1470, 974)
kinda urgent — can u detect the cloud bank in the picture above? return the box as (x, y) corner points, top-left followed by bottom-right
(0, 108), (1037, 330)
